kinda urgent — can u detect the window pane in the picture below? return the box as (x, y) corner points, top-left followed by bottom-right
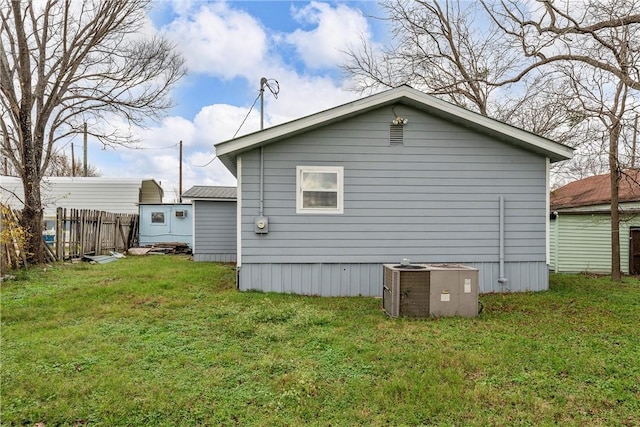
(302, 172), (337, 190)
(303, 191), (338, 208)
(151, 212), (165, 223)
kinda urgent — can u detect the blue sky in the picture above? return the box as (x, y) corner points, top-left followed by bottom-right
(87, 0), (388, 201)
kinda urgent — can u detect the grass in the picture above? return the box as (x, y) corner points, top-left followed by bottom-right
(1, 256), (639, 426)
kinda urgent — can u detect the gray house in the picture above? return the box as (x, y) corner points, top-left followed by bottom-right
(181, 186), (237, 262)
(215, 85), (573, 296)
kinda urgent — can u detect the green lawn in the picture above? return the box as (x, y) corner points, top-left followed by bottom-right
(1, 256), (639, 426)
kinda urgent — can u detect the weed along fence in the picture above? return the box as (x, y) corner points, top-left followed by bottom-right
(55, 208), (139, 260)
(1, 205), (28, 273)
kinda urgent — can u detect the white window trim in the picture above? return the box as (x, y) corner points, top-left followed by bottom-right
(296, 165), (344, 214)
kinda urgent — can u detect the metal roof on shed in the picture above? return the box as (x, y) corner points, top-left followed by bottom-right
(181, 186), (237, 200)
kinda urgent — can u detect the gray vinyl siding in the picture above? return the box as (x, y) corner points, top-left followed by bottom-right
(239, 106), (549, 293)
(193, 200), (237, 262)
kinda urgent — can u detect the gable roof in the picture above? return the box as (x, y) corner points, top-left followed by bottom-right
(181, 185), (237, 200)
(551, 170), (640, 210)
(215, 85), (573, 176)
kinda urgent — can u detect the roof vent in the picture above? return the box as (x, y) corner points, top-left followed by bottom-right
(390, 123), (404, 145)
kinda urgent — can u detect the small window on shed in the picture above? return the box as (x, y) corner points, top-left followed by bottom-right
(390, 123), (404, 145)
(151, 212), (165, 224)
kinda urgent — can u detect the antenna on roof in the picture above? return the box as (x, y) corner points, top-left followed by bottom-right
(232, 77), (278, 139)
(259, 77), (280, 130)
(257, 77), (278, 220)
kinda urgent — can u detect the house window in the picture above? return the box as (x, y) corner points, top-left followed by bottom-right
(296, 166), (344, 214)
(151, 212), (165, 224)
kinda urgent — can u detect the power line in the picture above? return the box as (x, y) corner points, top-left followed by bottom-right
(188, 155), (218, 168)
(132, 143), (179, 150)
(189, 78), (280, 166)
(233, 92), (262, 139)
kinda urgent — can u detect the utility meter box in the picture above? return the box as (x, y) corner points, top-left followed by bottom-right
(254, 216), (269, 234)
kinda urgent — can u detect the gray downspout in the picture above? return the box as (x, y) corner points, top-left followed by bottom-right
(498, 196), (508, 286)
(554, 212), (559, 273)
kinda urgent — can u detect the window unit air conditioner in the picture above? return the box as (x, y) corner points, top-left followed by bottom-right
(175, 210), (187, 218)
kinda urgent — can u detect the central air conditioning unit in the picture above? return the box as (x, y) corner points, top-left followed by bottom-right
(383, 264), (430, 318)
(383, 264), (479, 318)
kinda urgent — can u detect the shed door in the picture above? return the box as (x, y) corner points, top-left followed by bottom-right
(631, 228), (640, 275)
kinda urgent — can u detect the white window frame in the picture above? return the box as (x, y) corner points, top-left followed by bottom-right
(296, 166), (344, 214)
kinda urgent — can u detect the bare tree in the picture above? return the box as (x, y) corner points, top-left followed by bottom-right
(45, 151), (100, 177)
(484, 0), (640, 280)
(342, 0), (583, 142)
(343, 0), (528, 116)
(483, 0), (640, 90)
(0, 0), (186, 262)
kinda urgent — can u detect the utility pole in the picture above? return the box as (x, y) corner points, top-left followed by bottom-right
(71, 143), (76, 176)
(631, 115), (638, 169)
(83, 122), (88, 177)
(179, 140), (183, 203)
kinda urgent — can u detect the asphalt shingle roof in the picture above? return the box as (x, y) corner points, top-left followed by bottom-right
(551, 170), (640, 210)
(182, 186), (237, 200)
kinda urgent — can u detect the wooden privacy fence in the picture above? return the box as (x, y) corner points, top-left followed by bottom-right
(55, 208), (139, 260)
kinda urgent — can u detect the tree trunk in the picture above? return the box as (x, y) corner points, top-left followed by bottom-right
(610, 129), (621, 281)
(21, 142), (45, 264)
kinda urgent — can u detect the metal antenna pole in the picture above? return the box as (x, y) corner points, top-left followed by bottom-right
(260, 77), (267, 130)
(259, 78), (267, 216)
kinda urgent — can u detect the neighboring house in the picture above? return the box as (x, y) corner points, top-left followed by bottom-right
(181, 186), (237, 262)
(139, 203), (193, 248)
(550, 170), (640, 274)
(0, 176), (163, 224)
(215, 85), (573, 296)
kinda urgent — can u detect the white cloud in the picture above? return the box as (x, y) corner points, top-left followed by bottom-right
(137, 116), (197, 149)
(286, 1), (371, 69)
(193, 103), (261, 143)
(260, 69), (359, 125)
(163, 2), (267, 78)
(90, 1), (380, 202)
